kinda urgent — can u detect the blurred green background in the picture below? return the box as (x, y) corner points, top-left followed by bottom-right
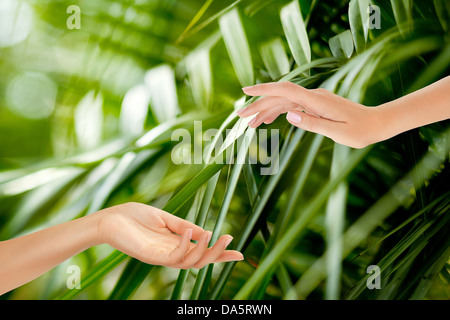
(0, 0), (449, 300)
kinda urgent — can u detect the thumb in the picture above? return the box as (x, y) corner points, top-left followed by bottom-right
(286, 111), (337, 139)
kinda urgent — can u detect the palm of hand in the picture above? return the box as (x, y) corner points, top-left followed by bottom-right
(98, 203), (243, 269)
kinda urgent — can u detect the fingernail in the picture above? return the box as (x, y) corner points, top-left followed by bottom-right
(242, 86), (253, 91)
(187, 228), (193, 240)
(286, 112), (302, 123)
(236, 108), (245, 115)
(225, 237), (233, 247)
(247, 117), (256, 127)
(207, 231), (212, 243)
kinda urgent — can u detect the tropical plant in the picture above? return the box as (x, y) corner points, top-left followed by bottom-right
(0, 0), (449, 300)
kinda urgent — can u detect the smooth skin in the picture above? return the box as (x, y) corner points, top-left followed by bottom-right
(0, 202), (243, 295)
(237, 76), (450, 149)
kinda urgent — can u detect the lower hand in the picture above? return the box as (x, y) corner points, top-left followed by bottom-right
(96, 202), (244, 269)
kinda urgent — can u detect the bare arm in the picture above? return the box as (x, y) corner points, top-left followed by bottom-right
(377, 76), (450, 142)
(236, 76), (450, 148)
(0, 213), (98, 294)
(0, 202), (243, 295)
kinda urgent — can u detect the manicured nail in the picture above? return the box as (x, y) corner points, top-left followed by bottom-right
(247, 117), (257, 127)
(225, 237), (233, 247)
(207, 231), (212, 243)
(187, 228), (193, 240)
(242, 85), (258, 94)
(286, 112), (302, 123)
(236, 108), (245, 115)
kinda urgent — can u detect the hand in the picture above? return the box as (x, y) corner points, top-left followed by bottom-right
(96, 202), (244, 269)
(237, 81), (381, 149)
(0, 202), (244, 294)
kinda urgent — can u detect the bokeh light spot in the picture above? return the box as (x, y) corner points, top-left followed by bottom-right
(6, 72), (58, 120)
(0, 0), (33, 47)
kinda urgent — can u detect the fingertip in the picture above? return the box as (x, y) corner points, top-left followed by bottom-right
(286, 111), (302, 124)
(242, 86), (258, 96)
(207, 231), (212, 243)
(225, 236), (233, 248)
(263, 116), (277, 124)
(199, 230), (212, 247)
(247, 117), (257, 127)
(236, 109), (250, 118)
(215, 250), (244, 263)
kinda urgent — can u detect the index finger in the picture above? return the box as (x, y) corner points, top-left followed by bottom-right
(242, 81), (313, 105)
(158, 210), (207, 241)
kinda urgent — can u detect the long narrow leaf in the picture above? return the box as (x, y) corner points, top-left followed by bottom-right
(280, 0), (311, 74)
(324, 144), (349, 300)
(348, 0), (369, 54)
(259, 38), (290, 79)
(219, 8), (254, 87)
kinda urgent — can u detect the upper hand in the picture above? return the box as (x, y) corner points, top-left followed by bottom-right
(237, 81), (381, 149)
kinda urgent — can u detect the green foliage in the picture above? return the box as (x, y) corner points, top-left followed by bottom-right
(0, 0), (449, 300)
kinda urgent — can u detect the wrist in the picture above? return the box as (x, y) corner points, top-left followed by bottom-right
(367, 103), (397, 144)
(91, 205), (125, 246)
(78, 210), (107, 247)
(357, 105), (383, 146)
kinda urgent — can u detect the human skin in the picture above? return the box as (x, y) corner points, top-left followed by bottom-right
(236, 76), (450, 149)
(0, 202), (243, 295)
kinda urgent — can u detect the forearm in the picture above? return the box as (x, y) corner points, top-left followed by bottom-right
(0, 213), (103, 295)
(376, 76), (450, 142)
